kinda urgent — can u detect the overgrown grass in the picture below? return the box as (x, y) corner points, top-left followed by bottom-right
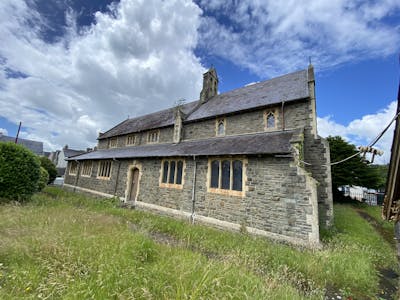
(0, 187), (398, 299)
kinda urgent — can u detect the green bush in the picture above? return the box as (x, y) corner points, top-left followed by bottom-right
(37, 167), (49, 191)
(0, 142), (41, 201)
(39, 156), (57, 184)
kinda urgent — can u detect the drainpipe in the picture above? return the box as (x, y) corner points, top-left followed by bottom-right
(281, 100), (285, 130)
(73, 160), (81, 192)
(113, 158), (121, 197)
(190, 155), (197, 224)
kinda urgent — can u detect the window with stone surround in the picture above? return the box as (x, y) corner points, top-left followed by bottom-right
(81, 161), (93, 177)
(147, 130), (159, 143)
(97, 160), (112, 179)
(264, 110), (278, 131)
(216, 118), (226, 136)
(160, 159), (184, 189)
(208, 158), (245, 196)
(126, 134), (136, 146)
(68, 161), (78, 176)
(109, 138), (118, 148)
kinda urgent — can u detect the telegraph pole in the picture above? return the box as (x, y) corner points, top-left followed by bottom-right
(15, 121), (21, 144)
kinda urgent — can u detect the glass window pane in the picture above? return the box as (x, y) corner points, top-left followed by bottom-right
(176, 161), (183, 184)
(267, 113), (275, 128)
(162, 161), (169, 183)
(221, 160), (230, 190)
(218, 121), (225, 135)
(232, 160), (243, 191)
(211, 160), (219, 188)
(169, 161), (176, 184)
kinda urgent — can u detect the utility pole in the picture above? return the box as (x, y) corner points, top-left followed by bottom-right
(15, 121), (21, 144)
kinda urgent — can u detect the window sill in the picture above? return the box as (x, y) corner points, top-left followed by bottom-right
(96, 176), (111, 180)
(160, 183), (183, 190)
(208, 188), (244, 197)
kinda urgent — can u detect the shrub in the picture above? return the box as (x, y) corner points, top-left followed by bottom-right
(39, 156), (57, 184)
(0, 142), (41, 201)
(37, 167), (49, 192)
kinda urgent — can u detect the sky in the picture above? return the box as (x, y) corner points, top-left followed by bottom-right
(0, 0), (399, 164)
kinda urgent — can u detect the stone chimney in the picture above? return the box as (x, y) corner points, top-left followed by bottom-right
(173, 106), (184, 144)
(200, 67), (218, 104)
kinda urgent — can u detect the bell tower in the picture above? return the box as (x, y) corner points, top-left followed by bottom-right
(200, 67), (218, 104)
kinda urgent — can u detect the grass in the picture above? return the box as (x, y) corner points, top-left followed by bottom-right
(0, 187), (398, 299)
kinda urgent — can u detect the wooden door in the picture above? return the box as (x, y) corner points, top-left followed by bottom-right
(129, 168), (139, 201)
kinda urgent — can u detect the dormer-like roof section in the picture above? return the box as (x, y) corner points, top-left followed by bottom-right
(98, 69), (310, 140)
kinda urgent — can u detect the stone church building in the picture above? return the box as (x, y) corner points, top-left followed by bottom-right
(65, 65), (333, 247)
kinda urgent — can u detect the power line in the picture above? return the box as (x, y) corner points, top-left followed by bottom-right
(299, 106), (400, 167)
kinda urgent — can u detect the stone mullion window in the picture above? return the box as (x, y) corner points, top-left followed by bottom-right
(126, 135), (135, 146)
(147, 130), (160, 144)
(208, 158), (245, 196)
(109, 138), (118, 148)
(69, 161), (78, 176)
(81, 161), (93, 177)
(160, 159), (185, 189)
(97, 160), (112, 179)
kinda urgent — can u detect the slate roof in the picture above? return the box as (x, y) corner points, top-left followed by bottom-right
(68, 130), (300, 161)
(0, 135), (44, 155)
(186, 69), (309, 122)
(99, 101), (199, 139)
(64, 148), (86, 158)
(99, 69), (310, 140)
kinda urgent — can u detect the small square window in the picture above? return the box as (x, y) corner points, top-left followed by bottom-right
(126, 135), (136, 146)
(109, 138), (118, 148)
(147, 130), (159, 143)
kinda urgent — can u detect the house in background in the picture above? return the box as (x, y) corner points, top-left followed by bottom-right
(339, 185), (381, 205)
(64, 65), (333, 247)
(48, 145), (86, 176)
(0, 132), (43, 156)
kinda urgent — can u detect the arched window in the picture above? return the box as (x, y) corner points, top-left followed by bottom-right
(266, 112), (275, 129)
(216, 118), (225, 136)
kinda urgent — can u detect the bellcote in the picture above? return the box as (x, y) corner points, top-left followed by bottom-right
(200, 67), (218, 104)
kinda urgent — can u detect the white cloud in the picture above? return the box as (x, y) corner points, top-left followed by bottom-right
(0, 0), (204, 151)
(317, 101), (397, 164)
(197, 0), (400, 77)
(0, 128), (8, 135)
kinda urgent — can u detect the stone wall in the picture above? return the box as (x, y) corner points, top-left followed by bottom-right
(65, 154), (320, 245)
(304, 136), (334, 227)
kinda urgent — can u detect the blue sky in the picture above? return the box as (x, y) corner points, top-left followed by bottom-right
(0, 0), (399, 164)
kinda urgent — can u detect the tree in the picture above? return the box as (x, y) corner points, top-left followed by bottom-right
(0, 142), (41, 202)
(327, 136), (382, 191)
(37, 167), (49, 191)
(39, 156), (57, 184)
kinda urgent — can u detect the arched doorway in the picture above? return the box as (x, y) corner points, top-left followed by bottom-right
(129, 168), (140, 202)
